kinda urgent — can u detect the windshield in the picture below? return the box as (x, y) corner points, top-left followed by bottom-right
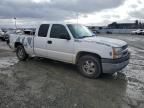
(67, 24), (95, 39)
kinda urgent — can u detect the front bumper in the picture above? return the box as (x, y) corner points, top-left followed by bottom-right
(102, 53), (130, 74)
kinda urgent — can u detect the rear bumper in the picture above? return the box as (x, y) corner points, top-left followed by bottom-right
(102, 53), (130, 74)
(0, 36), (4, 39)
(6, 39), (15, 50)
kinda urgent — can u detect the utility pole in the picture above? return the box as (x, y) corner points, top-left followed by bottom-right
(77, 12), (79, 25)
(14, 17), (17, 29)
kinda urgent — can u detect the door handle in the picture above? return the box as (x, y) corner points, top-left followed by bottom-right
(47, 40), (52, 44)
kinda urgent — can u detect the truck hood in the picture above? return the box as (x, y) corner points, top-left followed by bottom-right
(81, 36), (127, 47)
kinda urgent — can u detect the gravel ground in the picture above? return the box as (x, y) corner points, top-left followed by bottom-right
(0, 34), (144, 108)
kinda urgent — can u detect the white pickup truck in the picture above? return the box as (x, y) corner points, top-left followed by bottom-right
(8, 23), (130, 78)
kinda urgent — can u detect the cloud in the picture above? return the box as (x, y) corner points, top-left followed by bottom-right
(129, 8), (144, 19)
(0, 0), (125, 21)
(127, 0), (144, 21)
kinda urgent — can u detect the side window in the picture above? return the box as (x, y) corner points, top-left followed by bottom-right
(50, 24), (70, 39)
(38, 24), (49, 37)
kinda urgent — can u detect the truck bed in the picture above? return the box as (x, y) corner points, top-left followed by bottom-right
(9, 34), (34, 51)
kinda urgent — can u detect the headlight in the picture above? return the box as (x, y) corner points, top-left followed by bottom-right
(112, 47), (123, 59)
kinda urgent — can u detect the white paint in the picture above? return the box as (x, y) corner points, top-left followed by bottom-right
(9, 23), (129, 75)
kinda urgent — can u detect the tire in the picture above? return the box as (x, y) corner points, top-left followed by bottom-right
(77, 55), (102, 78)
(16, 45), (28, 61)
(1, 37), (5, 41)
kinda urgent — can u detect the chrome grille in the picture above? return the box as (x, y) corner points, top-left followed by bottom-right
(121, 45), (128, 57)
(122, 45), (128, 50)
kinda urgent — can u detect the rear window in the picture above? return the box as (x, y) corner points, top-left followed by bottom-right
(38, 24), (50, 37)
(24, 31), (35, 35)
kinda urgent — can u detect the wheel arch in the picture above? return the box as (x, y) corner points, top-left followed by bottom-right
(15, 42), (23, 48)
(75, 51), (102, 64)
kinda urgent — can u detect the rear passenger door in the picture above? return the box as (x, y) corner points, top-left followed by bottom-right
(47, 24), (74, 63)
(34, 24), (50, 57)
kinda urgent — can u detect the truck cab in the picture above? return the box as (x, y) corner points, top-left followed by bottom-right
(9, 23), (130, 78)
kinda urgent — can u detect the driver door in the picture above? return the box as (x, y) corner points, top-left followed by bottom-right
(46, 24), (74, 63)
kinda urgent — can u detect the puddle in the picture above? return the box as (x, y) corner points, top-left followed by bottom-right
(126, 80), (144, 102)
(125, 47), (144, 82)
(0, 56), (18, 77)
(129, 47), (144, 54)
(125, 37), (142, 42)
(112, 45), (144, 103)
(0, 57), (18, 69)
(0, 37), (144, 107)
(120, 46), (144, 103)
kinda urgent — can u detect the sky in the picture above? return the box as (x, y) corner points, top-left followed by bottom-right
(0, 0), (144, 28)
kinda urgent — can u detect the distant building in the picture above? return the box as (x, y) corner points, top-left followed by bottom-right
(87, 26), (107, 31)
(108, 20), (144, 29)
(87, 20), (144, 34)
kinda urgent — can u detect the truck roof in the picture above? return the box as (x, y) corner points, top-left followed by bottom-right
(38, 22), (80, 25)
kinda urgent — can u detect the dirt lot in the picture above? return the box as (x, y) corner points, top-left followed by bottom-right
(0, 34), (144, 108)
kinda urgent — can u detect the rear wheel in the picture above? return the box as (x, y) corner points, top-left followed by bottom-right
(77, 55), (102, 78)
(1, 37), (5, 41)
(16, 45), (28, 61)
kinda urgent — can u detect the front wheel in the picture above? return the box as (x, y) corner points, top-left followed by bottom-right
(77, 55), (102, 78)
(16, 45), (28, 61)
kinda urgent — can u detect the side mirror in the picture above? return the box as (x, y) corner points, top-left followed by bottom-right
(60, 34), (71, 40)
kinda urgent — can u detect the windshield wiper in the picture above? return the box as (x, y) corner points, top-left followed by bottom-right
(83, 35), (96, 38)
(92, 34), (96, 36)
(76, 35), (96, 39)
(76, 36), (89, 39)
